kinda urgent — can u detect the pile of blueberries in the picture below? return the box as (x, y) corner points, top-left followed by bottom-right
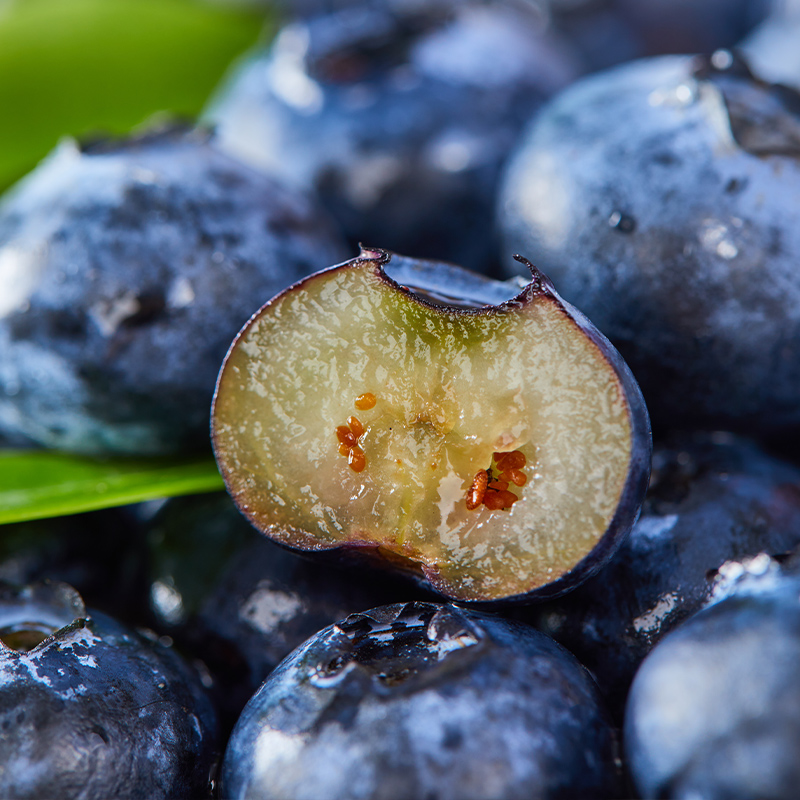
(1, 0), (800, 797)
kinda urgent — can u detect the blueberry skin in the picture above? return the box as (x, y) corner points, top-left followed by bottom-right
(625, 562), (800, 799)
(522, 433), (800, 721)
(222, 601), (621, 800)
(499, 54), (800, 435)
(0, 581), (218, 799)
(204, 2), (577, 274)
(0, 126), (347, 455)
(143, 493), (430, 731)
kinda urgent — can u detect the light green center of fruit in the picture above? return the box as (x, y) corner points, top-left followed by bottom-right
(214, 263), (632, 601)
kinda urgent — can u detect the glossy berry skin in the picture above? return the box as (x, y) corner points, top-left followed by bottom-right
(0, 126), (346, 455)
(625, 558), (800, 799)
(499, 53), (800, 436)
(524, 433), (800, 721)
(204, 1), (576, 273)
(0, 581), (218, 800)
(222, 601), (622, 800)
(143, 493), (429, 731)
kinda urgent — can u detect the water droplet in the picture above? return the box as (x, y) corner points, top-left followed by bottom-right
(608, 211), (636, 233)
(674, 83), (694, 104)
(711, 49), (734, 71)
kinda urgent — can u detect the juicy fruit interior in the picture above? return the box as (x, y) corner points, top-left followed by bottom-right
(213, 261), (632, 601)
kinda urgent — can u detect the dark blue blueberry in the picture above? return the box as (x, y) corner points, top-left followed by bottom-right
(519, 432), (800, 722)
(625, 555), (800, 799)
(222, 601), (622, 800)
(204, 1), (577, 274)
(0, 125), (347, 455)
(499, 54), (800, 436)
(0, 580), (218, 799)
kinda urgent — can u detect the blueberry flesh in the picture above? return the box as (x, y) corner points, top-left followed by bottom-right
(0, 125), (347, 455)
(625, 557), (800, 799)
(222, 601), (622, 800)
(521, 432), (800, 721)
(204, 1), (577, 274)
(499, 53), (800, 436)
(0, 581), (218, 799)
(143, 493), (430, 731)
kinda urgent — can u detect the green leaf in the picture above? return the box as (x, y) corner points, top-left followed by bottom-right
(0, 449), (225, 524)
(0, 0), (270, 191)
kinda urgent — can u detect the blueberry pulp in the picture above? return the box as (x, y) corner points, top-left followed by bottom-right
(222, 601), (622, 800)
(625, 557), (800, 799)
(0, 581), (218, 799)
(204, 1), (577, 274)
(520, 432), (800, 721)
(499, 53), (800, 436)
(0, 125), (347, 455)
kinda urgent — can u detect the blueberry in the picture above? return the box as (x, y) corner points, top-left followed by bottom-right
(204, 1), (577, 273)
(625, 555), (800, 799)
(0, 580), (218, 799)
(222, 601), (622, 800)
(499, 53), (800, 436)
(0, 125), (347, 455)
(520, 432), (800, 721)
(142, 493), (430, 731)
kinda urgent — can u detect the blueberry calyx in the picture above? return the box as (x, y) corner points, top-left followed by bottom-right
(0, 581), (87, 653)
(693, 49), (800, 157)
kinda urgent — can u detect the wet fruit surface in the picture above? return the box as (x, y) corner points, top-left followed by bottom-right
(222, 601), (622, 800)
(212, 249), (650, 602)
(0, 581), (218, 799)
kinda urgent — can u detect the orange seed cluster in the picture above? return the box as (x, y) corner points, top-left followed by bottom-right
(335, 394), (377, 473)
(466, 449), (528, 512)
(336, 416), (366, 472)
